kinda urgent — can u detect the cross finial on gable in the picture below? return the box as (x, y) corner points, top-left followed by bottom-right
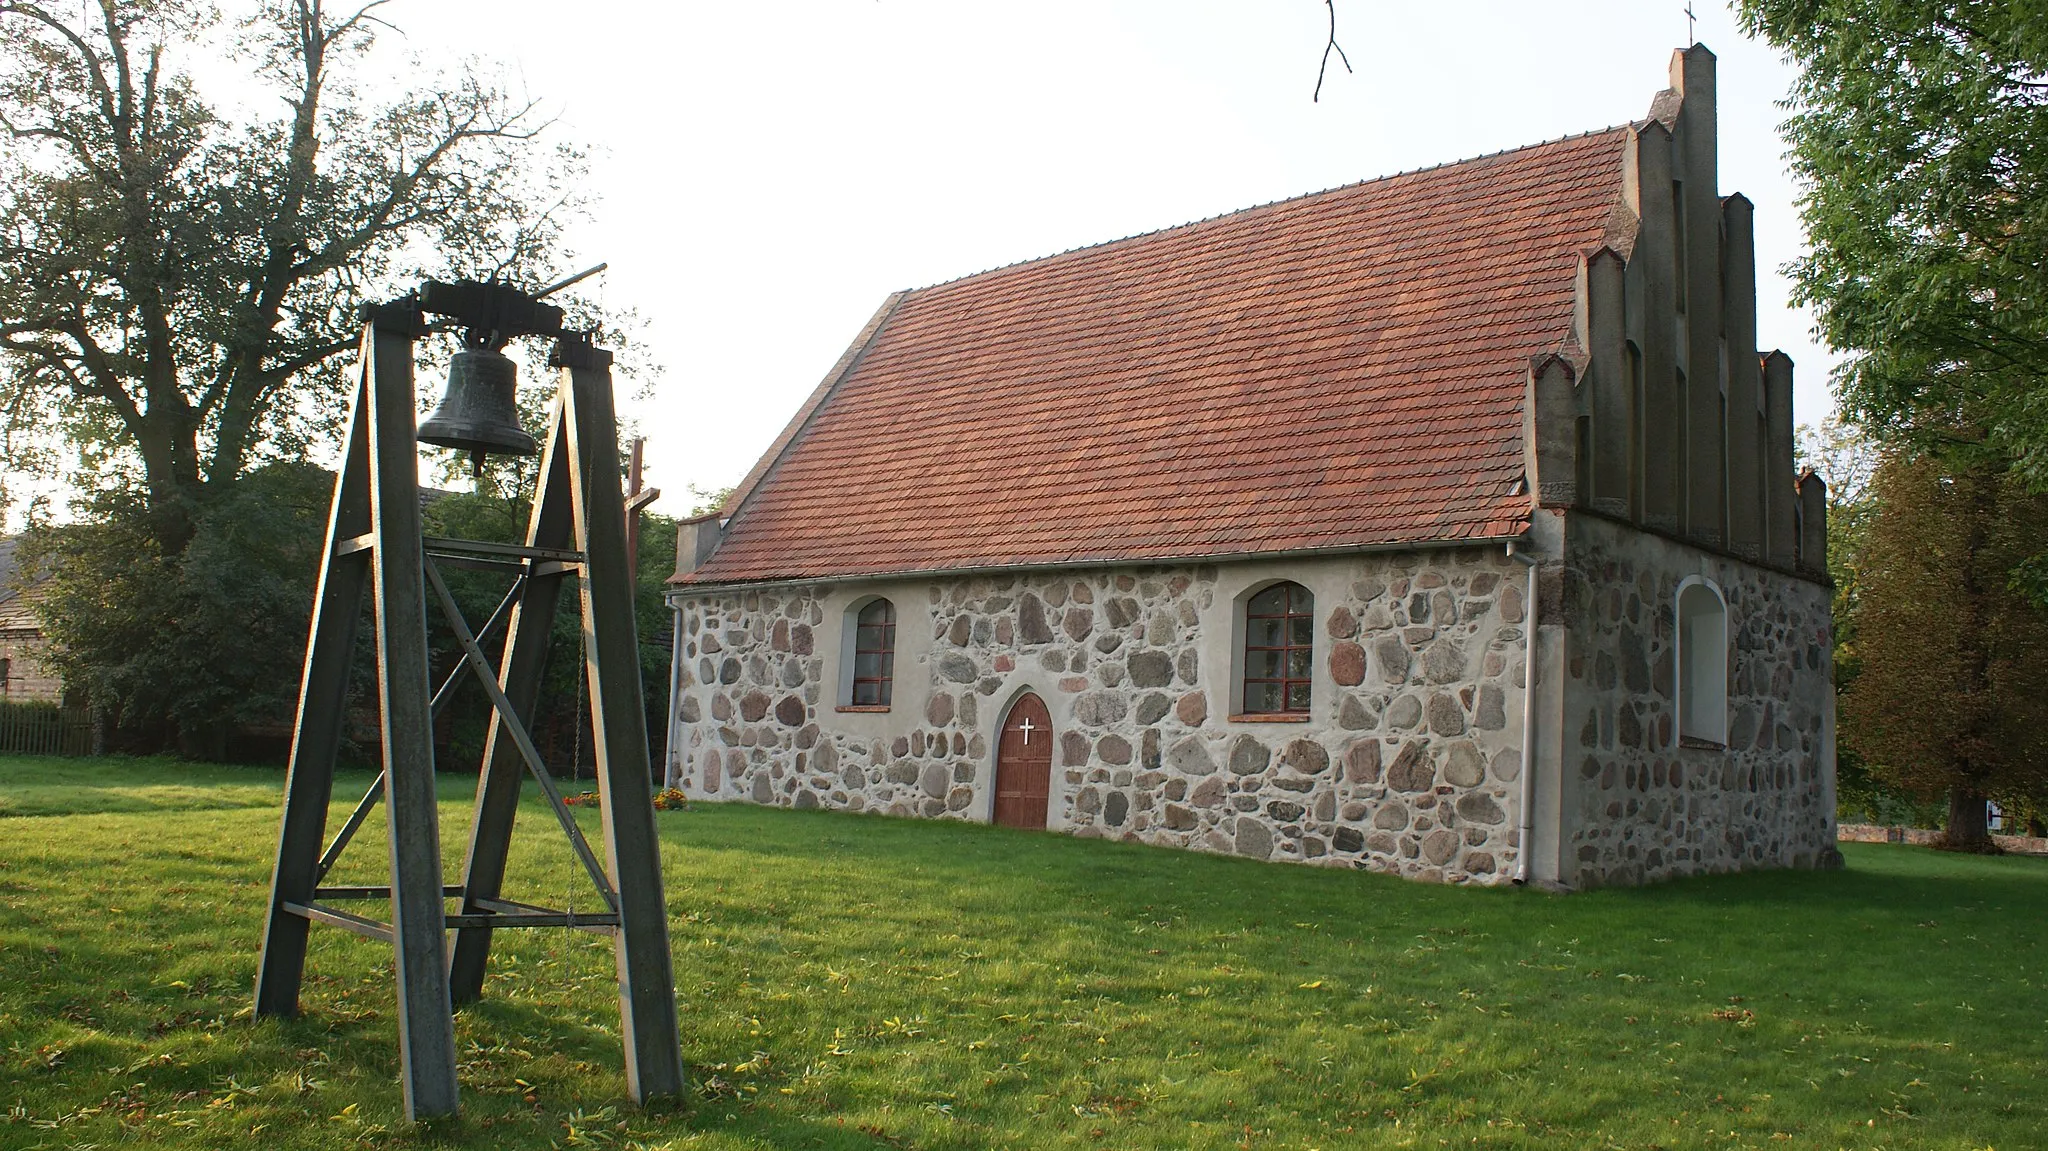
(1686, 1), (1697, 43)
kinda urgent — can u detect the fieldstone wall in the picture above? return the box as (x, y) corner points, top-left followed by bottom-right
(1559, 512), (1838, 886)
(669, 548), (1532, 884)
(1839, 824), (2048, 855)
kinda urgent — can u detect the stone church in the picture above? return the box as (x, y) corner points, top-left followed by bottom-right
(664, 45), (1839, 889)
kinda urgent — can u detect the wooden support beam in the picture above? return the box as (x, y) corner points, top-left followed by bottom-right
(315, 580), (524, 883)
(312, 885), (464, 900)
(423, 536), (585, 564)
(563, 340), (687, 1103)
(426, 556), (618, 905)
(446, 909), (620, 931)
(448, 398), (580, 1005)
(625, 436), (646, 585)
(363, 314), (462, 1122)
(280, 901), (396, 945)
(255, 338), (375, 1021)
(476, 895), (619, 929)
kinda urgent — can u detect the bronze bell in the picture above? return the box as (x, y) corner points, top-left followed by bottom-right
(417, 348), (538, 472)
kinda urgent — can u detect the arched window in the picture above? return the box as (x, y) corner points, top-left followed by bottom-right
(848, 598), (896, 707)
(1240, 581), (1314, 716)
(1675, 577), (1727, 745)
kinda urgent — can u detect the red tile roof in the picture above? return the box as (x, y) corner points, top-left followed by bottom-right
(682, 128), (1631, 586)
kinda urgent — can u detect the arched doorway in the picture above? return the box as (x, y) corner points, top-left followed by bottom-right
(993, 693), (1053, 829)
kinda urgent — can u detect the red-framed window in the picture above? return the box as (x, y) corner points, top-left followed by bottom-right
(1241, 581), (1313, 714)
(851, 598), (896, 707)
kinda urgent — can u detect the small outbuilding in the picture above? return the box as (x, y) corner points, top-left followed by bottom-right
(0, 535), (62, 704)
(664, 45), (1839, 888)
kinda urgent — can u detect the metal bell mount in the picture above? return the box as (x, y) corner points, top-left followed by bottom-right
(413, 266), (606, 476)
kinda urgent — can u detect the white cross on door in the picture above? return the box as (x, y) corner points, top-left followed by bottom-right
(1016, 717), (1036, 744)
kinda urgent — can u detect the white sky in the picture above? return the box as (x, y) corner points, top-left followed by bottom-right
(7, 1), (1840, 527)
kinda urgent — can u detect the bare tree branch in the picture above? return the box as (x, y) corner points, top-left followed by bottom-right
(1314, 0), (1353, 104)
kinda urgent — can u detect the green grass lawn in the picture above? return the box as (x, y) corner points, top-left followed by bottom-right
(1, 755), (2043, 1150)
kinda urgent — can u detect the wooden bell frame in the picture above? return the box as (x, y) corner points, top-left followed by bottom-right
(253, 300), (683, 1119)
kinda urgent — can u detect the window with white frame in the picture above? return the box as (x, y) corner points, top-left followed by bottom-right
(1675, 577), (1727, 745)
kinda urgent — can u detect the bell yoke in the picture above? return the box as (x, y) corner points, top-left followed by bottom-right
(415, 267), (607, 473)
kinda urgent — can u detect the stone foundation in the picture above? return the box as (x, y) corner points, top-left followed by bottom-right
(1838, 824), (2048, 855)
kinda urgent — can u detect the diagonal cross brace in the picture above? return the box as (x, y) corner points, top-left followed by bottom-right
(314, 575), (527, 883)
(423, 556), (618, 909)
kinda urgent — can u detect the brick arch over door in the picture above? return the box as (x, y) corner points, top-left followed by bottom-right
(993, 693), (1053, 829)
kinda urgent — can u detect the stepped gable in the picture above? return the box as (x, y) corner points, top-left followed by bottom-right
(684, 126), (1631, 585)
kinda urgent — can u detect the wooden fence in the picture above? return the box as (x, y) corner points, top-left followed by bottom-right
(0, 701), (92, 757)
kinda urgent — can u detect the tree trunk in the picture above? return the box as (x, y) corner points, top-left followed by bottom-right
(1938, 786), (2000, 853)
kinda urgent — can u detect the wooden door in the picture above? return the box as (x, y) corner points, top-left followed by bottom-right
(993, 693), (1053, 829)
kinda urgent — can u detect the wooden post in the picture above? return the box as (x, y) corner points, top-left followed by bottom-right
(562, 337), (686, 1103)
(624, 437), (662, 588)
(362, 315), (462, 1121)
(626, 437), (644, 584)
(255, 325), (377, 1019)
(255, 309), (459, 1120)
(448, 398), (576, 1004)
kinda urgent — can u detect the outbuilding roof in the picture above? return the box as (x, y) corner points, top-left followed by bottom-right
(0, 535), (43, 632)
(682, 126), (1632, 586)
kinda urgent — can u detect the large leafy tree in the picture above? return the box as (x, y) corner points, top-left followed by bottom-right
(1, 1), (626, 753)
(1797, 420), (1899, 822)
(1736, 2), (2048, 479)
(0, 0), (588, 553)
(1840, 450), (2048, 849)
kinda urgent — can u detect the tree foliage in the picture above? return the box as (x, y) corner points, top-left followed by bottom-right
(20, 462), (333, 755)
(1796, 420), (1890, 821)
(421, 489), (678, 781)
(1736, 1), (2048, 479)
(0, 0), (594, 552)
(1838, 449), (2048, 847)
(25, 467), (679, 762)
